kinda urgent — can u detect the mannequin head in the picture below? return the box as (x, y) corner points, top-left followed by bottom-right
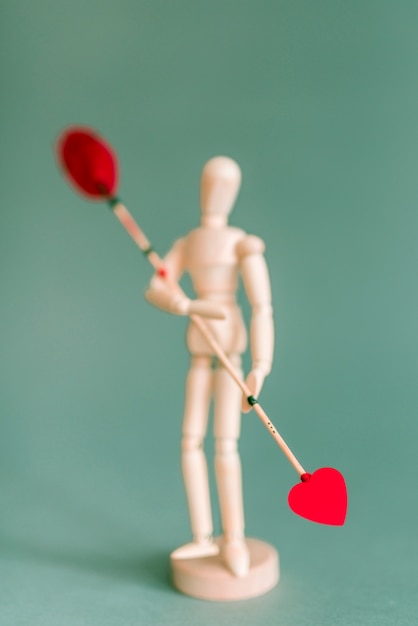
(200, 157), (241, 226)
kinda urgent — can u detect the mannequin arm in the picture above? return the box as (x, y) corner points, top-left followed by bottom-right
(144, 237), (188, 314)
(145, 237), (225, 319)
(238, 235), (274, 412)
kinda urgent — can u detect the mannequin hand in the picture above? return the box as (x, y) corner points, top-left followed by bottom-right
(241, 368), (266, 413)
(188, 299), (226, 319)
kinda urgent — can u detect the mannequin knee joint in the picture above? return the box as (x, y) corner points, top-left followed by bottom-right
(181, 435), (203, 452)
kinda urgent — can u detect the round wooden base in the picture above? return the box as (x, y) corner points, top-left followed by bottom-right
(171, 538), (279, 601)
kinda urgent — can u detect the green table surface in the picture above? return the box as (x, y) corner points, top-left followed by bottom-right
(1, 1), (418, 624)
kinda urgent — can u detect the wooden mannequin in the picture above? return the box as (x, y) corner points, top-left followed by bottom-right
(145, 157), (279, 599)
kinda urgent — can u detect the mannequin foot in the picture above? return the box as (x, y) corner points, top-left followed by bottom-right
(171, 536), (220, 560)
(221, 537), (250, 578)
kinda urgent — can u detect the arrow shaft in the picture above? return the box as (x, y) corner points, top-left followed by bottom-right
(112, 200), (306, 477)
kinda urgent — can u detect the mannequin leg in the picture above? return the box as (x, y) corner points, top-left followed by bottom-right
(172, 355), (218, 560)
(213, 355), (250, 577)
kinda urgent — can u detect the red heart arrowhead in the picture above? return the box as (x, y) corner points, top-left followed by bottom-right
(288, 467), (348, 526)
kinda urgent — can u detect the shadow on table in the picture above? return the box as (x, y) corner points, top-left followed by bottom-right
(0, 476), (175, 593)
(0, 533), (172, 592)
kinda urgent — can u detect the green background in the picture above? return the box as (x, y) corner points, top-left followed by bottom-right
(1, 1), (418, 624)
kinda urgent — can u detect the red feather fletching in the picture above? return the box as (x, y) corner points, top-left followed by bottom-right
(57, 127), (118, 199)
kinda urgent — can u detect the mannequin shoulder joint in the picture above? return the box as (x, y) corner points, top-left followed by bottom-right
(236, 234), (265, 259)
